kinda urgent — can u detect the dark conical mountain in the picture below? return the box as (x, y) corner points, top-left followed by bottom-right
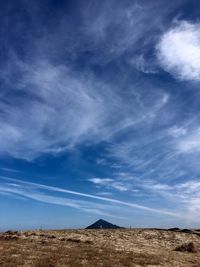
(86, 219), (121, 229)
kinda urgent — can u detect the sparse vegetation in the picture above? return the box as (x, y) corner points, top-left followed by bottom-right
(0, 229), (200, 266)
(175, 242), (197, 253)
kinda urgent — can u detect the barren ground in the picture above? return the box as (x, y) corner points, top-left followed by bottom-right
(0, 228), (200, 266)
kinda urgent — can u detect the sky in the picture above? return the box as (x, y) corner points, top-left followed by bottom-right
(1, 0), (200, 230)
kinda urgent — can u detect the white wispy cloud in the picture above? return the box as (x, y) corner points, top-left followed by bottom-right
(157, 21), (200, 81)
(0, 176), (179, 217)
(168, 126), (187, 138)
(176, 128), (200, 153)
(82, 1), (182, 61)
(96, 158), (107, 165)
(89, 173), (200, 222)
(130, 54), (157, 74)
(162, 180), (200, 222)
(0, 52), (170, 161)
(140, 179), (200, 222)
(89, 177), (130, 192)
(0, 0), (180, 161)
(0, 59), (105, 160)
(166, 120), (200, 155)
(0, 178), (122, 219)
(83, 2), (153, 58)
(96, 192), (113, 197)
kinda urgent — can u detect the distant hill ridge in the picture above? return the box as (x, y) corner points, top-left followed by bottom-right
(86, 219), (122, 229)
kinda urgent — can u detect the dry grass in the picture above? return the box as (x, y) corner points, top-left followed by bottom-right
(0, 229), (200, 266)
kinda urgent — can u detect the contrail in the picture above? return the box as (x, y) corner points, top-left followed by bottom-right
(0, 176), (180, 217)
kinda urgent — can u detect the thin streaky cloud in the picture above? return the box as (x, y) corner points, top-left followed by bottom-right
(0, 176), (180, 217)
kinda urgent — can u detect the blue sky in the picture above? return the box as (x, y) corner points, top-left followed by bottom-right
(1, 0), (200, 230)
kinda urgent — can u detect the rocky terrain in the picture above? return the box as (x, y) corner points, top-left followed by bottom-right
(1, 228), (200, 266)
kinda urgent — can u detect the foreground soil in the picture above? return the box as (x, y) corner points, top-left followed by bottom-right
(0, 228), (200, 266)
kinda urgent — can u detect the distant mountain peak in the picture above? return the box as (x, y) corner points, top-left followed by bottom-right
(86, 219), (121, 229)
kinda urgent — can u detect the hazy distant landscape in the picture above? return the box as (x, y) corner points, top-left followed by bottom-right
(1, 226), (200, 267)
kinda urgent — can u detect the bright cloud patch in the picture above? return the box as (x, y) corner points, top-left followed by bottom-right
(157, 21), (200, 81)
(176, 128), (200, 153)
